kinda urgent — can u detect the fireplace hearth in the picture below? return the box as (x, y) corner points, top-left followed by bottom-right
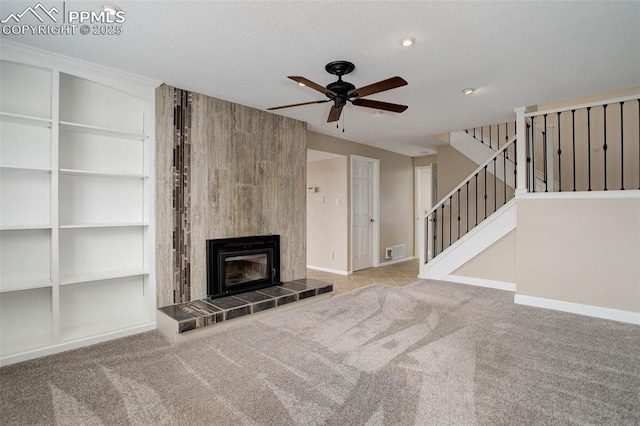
(157, 234), (333, 341)
(207, 235), (281, 298)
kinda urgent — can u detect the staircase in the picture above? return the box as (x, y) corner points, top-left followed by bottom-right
(419, 93), (640, 284)
(418, 137), (517, 280)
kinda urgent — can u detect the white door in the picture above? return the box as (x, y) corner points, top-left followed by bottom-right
(352, 157), (375, 271)
(415, 166), (434, 260)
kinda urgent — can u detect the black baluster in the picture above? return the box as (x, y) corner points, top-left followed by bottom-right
(514, 136), (518, 192)
(557, 111), (562, 192)
(431, 212), (436, 259)
(524, 123), (528, 189)
(493, 157), (497, 212)
(603, 104), (608, 191)
(503, 150), (507, 205)
(473, 127), (476, 139)
(475, 173), (478, 226)
(465, 181), (469, 233)
(620, 101), (624, 190)
(587, 106), (592, 191)
(457, 189), (461, 240)
(531, 118), (536, 192)
(484, 165), (488, 219)
(481, 126), (484, 144)
(441, 204), (444, 253)
(572, 109), (576, 191)
(543, 114), (548, 192)
(504, 123), (509, 159)
(448, 195), (452, 248)
(497, 124), (500, 152)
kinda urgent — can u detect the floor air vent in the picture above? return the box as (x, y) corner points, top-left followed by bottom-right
(385, 244), (406, 260)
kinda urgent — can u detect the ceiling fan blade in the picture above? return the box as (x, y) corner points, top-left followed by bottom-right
(348, 76), (407, 98)
(327, 104), (344, 122)
(267, 99), (330, 111)
(288, 76), (336, 97)
(351, 98), (408, 113)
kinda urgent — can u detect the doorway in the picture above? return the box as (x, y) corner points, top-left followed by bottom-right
(351, 155), (380, 271)
(306, 150), (348, 274)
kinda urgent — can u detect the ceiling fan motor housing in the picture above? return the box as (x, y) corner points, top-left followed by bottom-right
(326, 80), (356, 105)
(325, 61), (357, 106)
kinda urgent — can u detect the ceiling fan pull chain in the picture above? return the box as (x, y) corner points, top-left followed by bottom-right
(342, 108), (345, 132)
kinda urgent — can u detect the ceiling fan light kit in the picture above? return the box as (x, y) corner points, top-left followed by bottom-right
(268, 60), (408, 123)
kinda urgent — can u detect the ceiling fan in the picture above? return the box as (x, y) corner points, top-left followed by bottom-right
(268, 60), (408, 123)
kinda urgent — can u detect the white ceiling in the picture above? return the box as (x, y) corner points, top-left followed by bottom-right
(2, 1), (639, 157)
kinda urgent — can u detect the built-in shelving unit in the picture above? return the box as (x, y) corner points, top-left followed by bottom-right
(0, 43), (158, 365)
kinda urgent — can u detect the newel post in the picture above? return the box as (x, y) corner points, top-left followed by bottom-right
(514, 106), (528, 194)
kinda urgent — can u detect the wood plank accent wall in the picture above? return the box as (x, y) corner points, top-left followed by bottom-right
(156, 84), (307, 307)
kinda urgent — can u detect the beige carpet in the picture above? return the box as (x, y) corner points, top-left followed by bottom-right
(1, 280), (639, 425)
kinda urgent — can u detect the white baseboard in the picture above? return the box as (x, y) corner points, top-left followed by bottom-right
(306, 265), (350, 276)
(444, 275), (516, 292)
(514, 294), (640, 325)
(378, 256), (415, 267)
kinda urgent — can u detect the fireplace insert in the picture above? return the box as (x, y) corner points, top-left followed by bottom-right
(206, 235), (281, 298)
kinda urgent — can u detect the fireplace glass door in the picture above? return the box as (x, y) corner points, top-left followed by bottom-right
(224, 252), (269, 287)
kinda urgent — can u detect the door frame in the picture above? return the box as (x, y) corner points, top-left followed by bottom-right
(414, 165), (434, 260)
(350, 155), (380, 271)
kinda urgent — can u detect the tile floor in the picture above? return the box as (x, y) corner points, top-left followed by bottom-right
(306, 259), (420, 295)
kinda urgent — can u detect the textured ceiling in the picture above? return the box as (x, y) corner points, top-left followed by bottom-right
(1, 1), (639, 156)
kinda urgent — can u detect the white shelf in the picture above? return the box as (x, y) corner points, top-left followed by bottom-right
(0, 165), (52, 172)
(0, 278), (52, 293)
(60, 223), (148, 229)
(1, 53), (154, 365)
(60, 268), (149, 286)
(1, 169), (51, 229)
(59, 168), (147, 179)
(0, 112), (52, 126)
(0, 286), (53, 357)
(0, 224), (52, 230)
(59, 121), (147, 141)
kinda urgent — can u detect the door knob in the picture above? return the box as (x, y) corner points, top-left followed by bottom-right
(370, 218), (375, 222)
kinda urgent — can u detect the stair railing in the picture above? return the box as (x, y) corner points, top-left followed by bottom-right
(465, 121), (517, 157)
(421, 136), (517, 264)
(522, 94), (639, 193)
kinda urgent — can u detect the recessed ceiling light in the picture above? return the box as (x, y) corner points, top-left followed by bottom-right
(462, 88), (475, 95)
(373, 111), (384, 115)
(400, 37), (415, 47)
(298, 82), (306, 87)
(420, 150), (431, 155)
(102, 3), (121, 14)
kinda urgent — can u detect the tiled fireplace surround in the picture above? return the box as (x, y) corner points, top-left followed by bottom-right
(155, 86), (320, 339)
